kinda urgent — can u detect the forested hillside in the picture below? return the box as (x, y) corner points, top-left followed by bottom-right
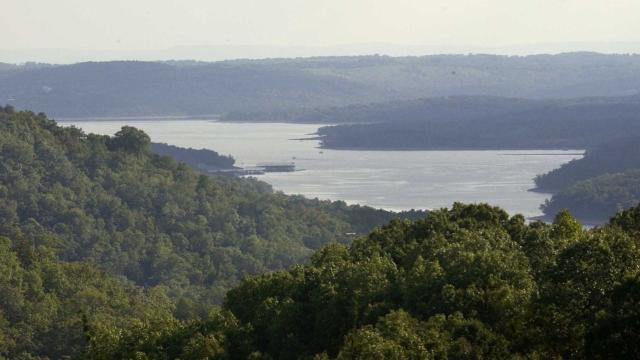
(0, 236), (178, 359)
(3, 52), (640, 118)
(0, 61), (382, 117)
(86, 203), (640, 359)
(0, 63), (17, 76)
(542, 169), (640, 222)
(536, 138), (640, 222)
(535, 138), (640, 191)
(0, 107), (423, 358)
(224, 95), (549, 123)
(2, 106), (638, 358)
(0, 61), (381, 118)
(315, 96), (640, 150)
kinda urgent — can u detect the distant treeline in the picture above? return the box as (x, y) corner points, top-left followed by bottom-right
(535, 138), (640, 191)
(315, 96), (640, 150)
(536, 138), (640, 222)
(3, 52), (640, 117)
(150, 142), (236, 170)
(224, 95), (550, 123)
(542, 169), (640, 222)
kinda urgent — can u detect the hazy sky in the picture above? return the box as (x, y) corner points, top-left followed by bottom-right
(3, 0), (640, 61)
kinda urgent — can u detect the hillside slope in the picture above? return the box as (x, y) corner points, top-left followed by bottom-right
(89, 203), (640, 359)
(0, 106), (421, 305)
(0, 61), (382, 118)
(316, 96), (640, 150)
(542, 169), (640, 222)
(3, 52), (640, 118)
(535, 138), (640, 222)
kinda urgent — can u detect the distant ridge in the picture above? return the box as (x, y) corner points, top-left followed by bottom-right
(2, 52), (640, 118)
(2, 42), (640, 63)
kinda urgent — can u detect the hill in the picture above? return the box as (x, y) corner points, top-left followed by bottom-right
(541, 169), (640, 222)
(0, 106), (422, 301)
(315, 96), (640, 150)
(223, 95), (550, 123)
(86, 203), (640, 359)
(535, 138), (640, 222)
(535, 138), (640, 192)
(150, 142), (236, 171)
(3, 52), (640, 118)
(0, 106), (423, 358)
(0, 61), (381, 118)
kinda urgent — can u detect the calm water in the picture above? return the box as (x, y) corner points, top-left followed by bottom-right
(61, 119), (582, 218)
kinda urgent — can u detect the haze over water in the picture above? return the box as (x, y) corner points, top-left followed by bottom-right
(62, 119), (582, 218)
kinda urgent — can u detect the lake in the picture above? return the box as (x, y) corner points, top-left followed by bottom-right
(61, 119), (582, 219)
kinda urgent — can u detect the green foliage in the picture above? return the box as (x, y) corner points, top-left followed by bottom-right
(0, 235), (176, 359)
(542, 170), (640, 222)
(610, 202), (640, 234)
(537, 138), (640, 222)
(0, 107), (421, 358)
(107, 126), (151, 153)
(96, 203), (640, 359)
(338, 310), (510, 360)
(535, 137), (640, 192)
(586, 276), (640, 359)
(3, 107), (640, 358)
(0, 107), (415, 301)
(151, 142), (236, 170)
(531, 226), (640, 357)
(85, 309), (244, 360)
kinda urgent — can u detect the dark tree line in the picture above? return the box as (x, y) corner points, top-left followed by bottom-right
(316, 99), (640, 150)
(537, 137), (640, 222)
(150, 142), (236, 170)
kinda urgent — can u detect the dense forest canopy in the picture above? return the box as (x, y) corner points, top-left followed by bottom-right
(1, 106), (639, 358)
(0, 107), (423, 358)
(3, 52), (640, 118)
(85, 203), (640, 359)
(0, 234), (179, 359)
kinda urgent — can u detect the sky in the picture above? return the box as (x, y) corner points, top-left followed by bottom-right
(3, 0), (640, 63)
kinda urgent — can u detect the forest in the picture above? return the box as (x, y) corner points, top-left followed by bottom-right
(314, 95), (640, 150)
(536, 138), (640, 222)
(150, 143), (237, 171)
(83, 203), (640, 359)
(535, 138), (640, 191)
(3, 53), (640, 118)
(541, 169), (640, 222)
(1, 106), (639, 359)
(0, 107), (423, 358)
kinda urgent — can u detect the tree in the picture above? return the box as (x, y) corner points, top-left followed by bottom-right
(107, 126), (151, 153)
